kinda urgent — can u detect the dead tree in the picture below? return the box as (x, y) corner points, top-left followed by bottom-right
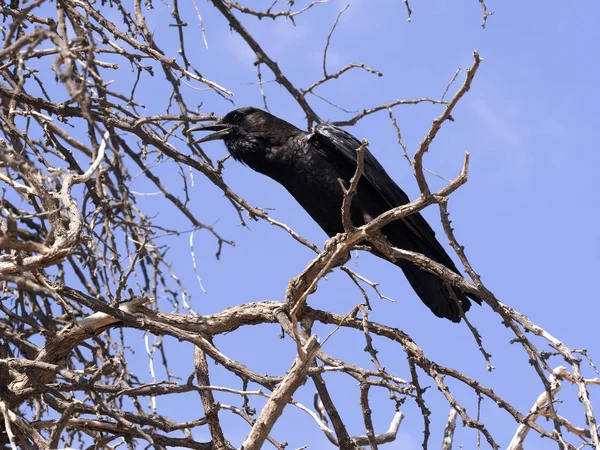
(0, 1), (597, 449)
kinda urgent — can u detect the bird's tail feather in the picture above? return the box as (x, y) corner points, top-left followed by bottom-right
(384, 224), (478, 322)
(395, 259), (471, 323)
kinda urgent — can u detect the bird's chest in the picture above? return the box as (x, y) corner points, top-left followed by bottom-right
(270, 149), (361, 234)
(269, 146), (343, 200)
(231, 138), (361, 234)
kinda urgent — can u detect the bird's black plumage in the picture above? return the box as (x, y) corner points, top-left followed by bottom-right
(189, 107), (479, 322)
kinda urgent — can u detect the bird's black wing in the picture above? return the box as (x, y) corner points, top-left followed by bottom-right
(310, 123), (479, 322)
(309, 123), (458, 272)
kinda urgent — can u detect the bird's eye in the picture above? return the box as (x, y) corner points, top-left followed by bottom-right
(228, 111), (242, 123)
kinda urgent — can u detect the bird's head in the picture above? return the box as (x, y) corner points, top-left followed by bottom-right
(187, 107), (302, 164)
(188, 107), (267, 144)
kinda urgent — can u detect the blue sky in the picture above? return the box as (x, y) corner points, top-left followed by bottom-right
(71, 1), (600, 448)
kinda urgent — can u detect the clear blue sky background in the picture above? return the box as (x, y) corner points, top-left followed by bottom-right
(92, 1), (599, 448)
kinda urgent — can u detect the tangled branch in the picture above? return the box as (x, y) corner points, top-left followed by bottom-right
(1, 2), (596, 450)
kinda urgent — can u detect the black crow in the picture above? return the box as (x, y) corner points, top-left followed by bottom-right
(189, 107), (479, 322)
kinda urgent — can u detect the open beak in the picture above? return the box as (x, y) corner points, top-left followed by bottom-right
(187, 119), (232, 143)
